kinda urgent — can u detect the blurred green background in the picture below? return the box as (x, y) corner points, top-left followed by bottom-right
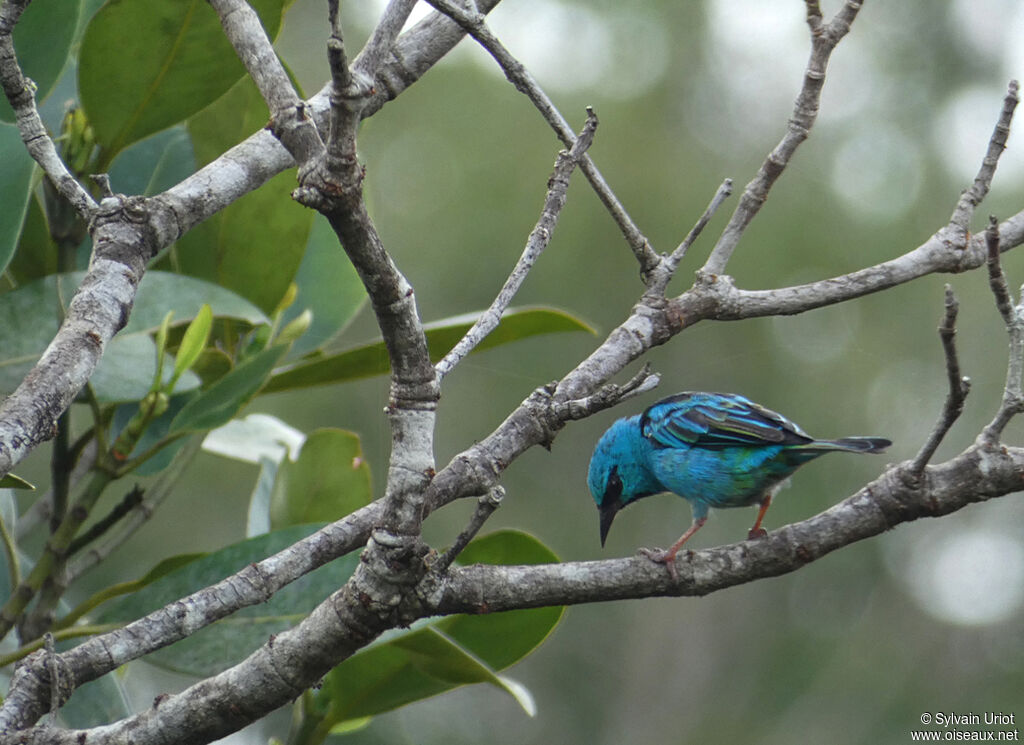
(17, 0), (1024, 742)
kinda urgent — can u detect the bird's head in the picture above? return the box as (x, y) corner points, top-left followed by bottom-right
(587, 415), (661, 547)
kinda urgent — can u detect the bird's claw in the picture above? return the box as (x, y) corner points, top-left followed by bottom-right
(747, 527), (768, 540)
(637, 547), (679, 580)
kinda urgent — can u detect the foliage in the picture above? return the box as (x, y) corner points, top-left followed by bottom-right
(0, 0), (592, 738)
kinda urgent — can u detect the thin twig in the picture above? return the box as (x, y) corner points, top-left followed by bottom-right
(647, 178), (734, 294)
(908, 285), (970, 476)
(324, 0), (371, 179)
(327, 0), (354, 92)
(552, 363), (661, 422)
(668, 179), (733, 268)
(423, 0), (660, 275)
(982, 216), (1024, 443)
(436, 109), (599, 378)
(986, 216), (1015, 324)
(352, 0), (419, 80)
(432, 487), (505, 573)
(949, 80), (1019, 232)
(67, 485), (144, 557)
(700, 0), (863, 278)
(0, 1), (96, 218)
(65, 437), (203, 583)
(207, 0), (325, 167)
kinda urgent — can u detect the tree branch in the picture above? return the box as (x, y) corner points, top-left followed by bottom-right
(0, 0), (508, 482)
(981, 216), (1024, 443)
(0, 195), (170, 480)
(949, 80), (1019, 233)
(646, 178), (734, 295)
(907, 285), (969, 476)
(700, 0), (864, 278)
(207, 0), (325, 167)
(351, 0), (419, 80)
(435, 443), (1023, 611)
(291, 8), (438, 543)
(0, 500), (386, 732)
(7, 436), (1023, 743)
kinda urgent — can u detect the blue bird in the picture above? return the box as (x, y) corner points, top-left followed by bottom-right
(587, 392), (891, 577)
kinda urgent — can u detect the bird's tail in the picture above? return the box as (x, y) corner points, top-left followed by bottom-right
(810, 437), (892, 454)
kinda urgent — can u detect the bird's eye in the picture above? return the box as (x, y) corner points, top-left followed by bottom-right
(605, 467), (623, 500)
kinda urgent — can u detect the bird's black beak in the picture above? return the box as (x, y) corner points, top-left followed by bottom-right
(599, 500), (620, 547)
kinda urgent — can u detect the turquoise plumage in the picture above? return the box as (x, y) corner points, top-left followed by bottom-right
(587, 392), (891, 576)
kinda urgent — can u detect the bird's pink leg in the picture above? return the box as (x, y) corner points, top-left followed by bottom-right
(747, 495), (772, 539)
(638, 516), (707, 580)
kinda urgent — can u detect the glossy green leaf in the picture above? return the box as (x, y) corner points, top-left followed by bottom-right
(432, 531), (563, 670)
(169, 74), (309, 313)
(0, 272), (266, 401)
(168, 344), (289, 435)
(7, 195), (57, 283)
(269, 429), (372, 529)
(283, 214), (367, 358)
(78, 0), (287, 159)
(172, 304), (213, 384)
(95, 524), (357, 676)
(264, 307), (595, 393)
(107, 125), (196, 197)
(318, 530), (563, 727)
(91, 334), (200, 402)
(0, 124), (36, 276)
(0, 0), (81, 123)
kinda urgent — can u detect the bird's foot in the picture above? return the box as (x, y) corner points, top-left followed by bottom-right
(747, 527), (768, 540)
(637, 547), (679, 580)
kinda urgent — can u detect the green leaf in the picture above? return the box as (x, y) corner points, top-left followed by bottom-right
(90, 334), (199, 403)
(0, 271), (267, 401)
(7, 195), (57, 283)
(172, 303), (213, 385)
(0, 0), (81, 123)
(0, 124), (36, 276)
(434, 531), (563, 670)
(269, 429), (372, 529)
(169, 73), (310, 313)
(320, 626), (535, 725)
(78, 0), (288, 160)
(318, 530), (562, 727)
(95, 524), (358, 676)
(0, 473), (34, 490)
(265, 307), (595, 393)
(168, 343), (289, 435)
(107, 125), (196, 197)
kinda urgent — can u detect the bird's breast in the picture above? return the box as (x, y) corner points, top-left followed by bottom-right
(646, 445), (795, 508)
